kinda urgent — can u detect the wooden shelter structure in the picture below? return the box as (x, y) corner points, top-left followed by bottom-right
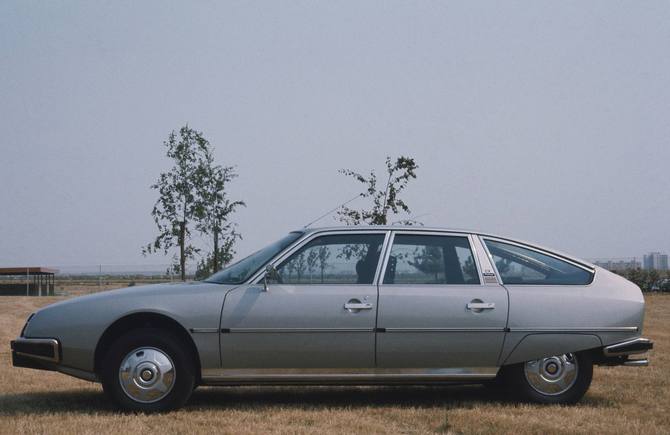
(0, 267), (58, 296)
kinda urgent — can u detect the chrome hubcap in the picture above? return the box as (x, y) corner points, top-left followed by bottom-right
(524, 353), (578, 396)
(118, 347), (176, 403)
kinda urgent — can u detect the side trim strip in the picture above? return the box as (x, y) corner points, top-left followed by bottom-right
(214, 326), (636, 334)
(226, 328), (374, 333)
(509, 327), (639, 332)
(189, 328), (219, 334)
(384, 327), (505, 332)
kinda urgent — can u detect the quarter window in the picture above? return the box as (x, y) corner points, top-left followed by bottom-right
(276, 234), (385, 285)
(484, 239), (593, 285)
(383, 235), (480, 285)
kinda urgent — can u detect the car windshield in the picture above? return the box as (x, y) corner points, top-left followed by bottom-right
(205, 231), (304, 284)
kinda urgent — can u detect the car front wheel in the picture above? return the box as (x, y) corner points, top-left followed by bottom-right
(101, 328), (195, 412)
(502, 352), (593, 404)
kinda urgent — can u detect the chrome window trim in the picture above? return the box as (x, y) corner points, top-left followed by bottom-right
(374, 231), (393, 285)
(379, 230), (482, 286)
(478, 235), (595, 286)
(467, 233), (485, 286)
(480, 236), (594, 273)
(377, 231), (396, 284)
(470, 235), (502, 285)
(248, 229), (391, 285)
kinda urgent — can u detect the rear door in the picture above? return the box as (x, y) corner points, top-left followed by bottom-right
(376, 231), (508, 370)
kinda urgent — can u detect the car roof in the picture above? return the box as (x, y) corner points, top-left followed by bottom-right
(301, 225), (477, 234)
(299, 225), (496, 238)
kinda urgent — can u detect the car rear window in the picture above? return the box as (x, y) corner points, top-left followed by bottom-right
(484, 239), (593, 285)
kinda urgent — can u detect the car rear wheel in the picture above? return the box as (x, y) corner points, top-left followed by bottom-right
(101, 328), (195, 412)
(502, 352), (593, 404)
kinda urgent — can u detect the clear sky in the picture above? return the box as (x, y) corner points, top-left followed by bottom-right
(1, 1), (668, 269)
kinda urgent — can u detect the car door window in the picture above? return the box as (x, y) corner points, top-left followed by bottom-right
(276, 234), (385, 284)
(383, 234), (480, 284)
(484, 239), (593, 285)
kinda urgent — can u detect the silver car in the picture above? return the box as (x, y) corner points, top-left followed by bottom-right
(11, 226), (653, 412)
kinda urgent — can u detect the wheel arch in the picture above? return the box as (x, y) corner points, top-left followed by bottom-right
(501, 333), (603, 366)
(94, 312), (201, 383)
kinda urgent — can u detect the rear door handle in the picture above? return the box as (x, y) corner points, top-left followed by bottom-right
(466, 302), (495, 310)
(344, 302), (373, 310)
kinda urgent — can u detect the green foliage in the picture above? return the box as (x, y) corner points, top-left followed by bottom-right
(614, 268), (670, 291)
(495, 258), (511, 275)
(337, 156), (419, 225)
(410, 245), (443, 282)
(316, 246), (331, 282)
(463, 256), (476, 279)
(143, 126), (210, 280)
(144, 125), (243, 281)
(194, 144), (245, 275)
(194, 235), (238, 279)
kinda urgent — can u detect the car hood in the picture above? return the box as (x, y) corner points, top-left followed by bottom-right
(36, 281), (236, 313)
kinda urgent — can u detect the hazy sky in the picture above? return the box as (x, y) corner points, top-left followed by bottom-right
(1, 1), (669, 269)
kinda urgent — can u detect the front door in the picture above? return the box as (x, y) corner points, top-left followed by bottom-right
(219, 232), (387, 371)
(376, 232), (508, 371)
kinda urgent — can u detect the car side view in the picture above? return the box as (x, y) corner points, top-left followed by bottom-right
(11, 226), (653, 412)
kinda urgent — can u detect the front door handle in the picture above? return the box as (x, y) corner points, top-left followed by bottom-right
(466, 302), (495, 311)
(344, 302), (373, 311)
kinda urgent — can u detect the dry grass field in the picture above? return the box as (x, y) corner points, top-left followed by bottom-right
(1, 292), (668, 435)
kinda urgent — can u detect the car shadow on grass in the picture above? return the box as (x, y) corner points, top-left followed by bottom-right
(0, 385), (616, 415)
(188, 385), (503, 410)
(0, 389), (114, 415)
(188, 385), (618, 411)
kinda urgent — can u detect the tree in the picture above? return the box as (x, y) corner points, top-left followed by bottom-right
(410, 245), (443, 282)
(293, 252), (307, 282)
(317, 246), (331, 283)
(337, 156), (419, 225)
(646, 269), (660, 291)
(462, 256), (477, 282)
(194, 150), (245, 277)
(307, 249), (319, 283)
(622, 268), (644, 290)
(143, 125), (211, 281)
(194, 236), (237, 280)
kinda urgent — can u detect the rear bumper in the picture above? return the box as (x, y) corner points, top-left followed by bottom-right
(599, 337), (653, 366)
(10, 337), (60, 369)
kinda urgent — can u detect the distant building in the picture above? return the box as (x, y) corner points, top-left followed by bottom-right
(643, 252), (669, 271)
(593, 258), (641, 271)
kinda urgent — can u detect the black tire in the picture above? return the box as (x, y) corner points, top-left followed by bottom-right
(501, 352), (593, 404)
(100, 328), (196, 412)
(482, 375), (506, 393)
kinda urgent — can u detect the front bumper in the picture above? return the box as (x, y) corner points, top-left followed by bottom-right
(10, 337), (61, 370)
(599, 337), (653, 366)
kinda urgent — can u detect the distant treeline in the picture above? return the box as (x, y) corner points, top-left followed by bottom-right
(613, 269), (670, 292)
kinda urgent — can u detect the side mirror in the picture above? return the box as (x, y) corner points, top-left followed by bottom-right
(263, 264), (279, 291)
